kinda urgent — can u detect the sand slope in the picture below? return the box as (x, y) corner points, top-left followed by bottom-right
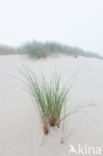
(0, 55), (103, 156)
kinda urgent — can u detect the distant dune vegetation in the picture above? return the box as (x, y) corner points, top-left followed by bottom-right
(0, 41), (102, 60)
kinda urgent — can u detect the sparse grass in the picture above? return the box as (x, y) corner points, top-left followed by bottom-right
(21, 69), (69, 134)
(18, 41), (103, 60)
(0, 45), (15, 55)
(0, 41), (102, 60)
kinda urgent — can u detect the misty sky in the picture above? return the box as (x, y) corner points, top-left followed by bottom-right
(0, 0), (103, 55)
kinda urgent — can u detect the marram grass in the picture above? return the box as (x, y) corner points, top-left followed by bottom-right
(21, 69), (69, 134)
(20, 68), (93, 135)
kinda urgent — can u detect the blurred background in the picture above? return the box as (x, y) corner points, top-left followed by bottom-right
(0, 0), (103, 55)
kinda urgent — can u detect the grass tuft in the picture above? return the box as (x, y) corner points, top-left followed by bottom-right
(20, 68), (94, 137)
(21, 69), (69, 134)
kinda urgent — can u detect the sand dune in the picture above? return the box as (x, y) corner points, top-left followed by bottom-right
(0, 55), (103, 156)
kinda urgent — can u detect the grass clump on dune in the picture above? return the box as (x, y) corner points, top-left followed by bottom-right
(20, 68), (93, 141)
(22, 70), (69, 134)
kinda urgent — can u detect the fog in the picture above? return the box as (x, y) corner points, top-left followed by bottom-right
(0, 0), (103, 55)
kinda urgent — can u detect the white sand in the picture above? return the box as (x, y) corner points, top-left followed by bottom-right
(0, 55), (103, 156)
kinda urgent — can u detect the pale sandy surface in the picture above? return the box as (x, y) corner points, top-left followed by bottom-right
(0, 55), (103, 156)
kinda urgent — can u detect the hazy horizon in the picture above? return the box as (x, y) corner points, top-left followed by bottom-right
(0, 0), (103, 55)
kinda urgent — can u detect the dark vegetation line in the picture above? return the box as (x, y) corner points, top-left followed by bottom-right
(0, 41), (102, 60)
